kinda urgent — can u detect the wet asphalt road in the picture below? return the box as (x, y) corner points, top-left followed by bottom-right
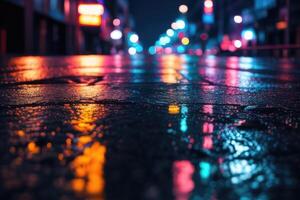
(0, 55), (300, 200)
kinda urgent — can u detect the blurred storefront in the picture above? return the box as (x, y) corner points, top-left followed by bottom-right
(216, 0), (300, 56)
(0, 0), (131, 55)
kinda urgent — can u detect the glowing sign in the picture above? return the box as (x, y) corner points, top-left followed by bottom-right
(79, 15), (101, 26)
(78, 4), (104, 26)
(78, 4), (104, 16)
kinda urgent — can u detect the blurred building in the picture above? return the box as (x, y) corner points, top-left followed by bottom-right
(0, 0), (131, 55)
(0, 0), (78, 55)
(216, 0), (300, 56)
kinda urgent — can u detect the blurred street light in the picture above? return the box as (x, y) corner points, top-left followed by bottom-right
(242, 29), (255, 41)
(233, 40), (242, 48)
(159, 36), (171, 45)
(176, 19), (186, 30)
(129, 34), (139, 43)
(110, 30), (123, 40)
(181, 37), (190, 45)
(128, 47), (137, 55)
(179, 5), (188, 14)
(113, 18), (121, 26)
(234, 15), (243, 24)
(171, 22), (178, 30)
(166, 29), (175, 37)
(148, 46), (156, 55)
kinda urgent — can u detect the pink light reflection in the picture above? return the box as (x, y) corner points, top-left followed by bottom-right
(202, 122), (214, 134)
(203, 136), (213, 150)
(173, 161), (195, 200)
(203, 105), (213, 114)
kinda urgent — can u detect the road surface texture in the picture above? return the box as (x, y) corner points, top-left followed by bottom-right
(0, 55), (300, 200)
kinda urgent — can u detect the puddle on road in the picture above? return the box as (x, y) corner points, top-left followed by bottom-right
(1, 55), (300, 199)
(1, 103), (300, 200)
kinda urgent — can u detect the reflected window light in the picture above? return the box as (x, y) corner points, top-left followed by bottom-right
(71, 142), (106, 195)
(203, 136), (213, 150)
(169, 105), (180, 115)
(199, 162), (211, 179)
(225, 69), (238, 87)
(27, 141), (40, 154)
(203, 122), (214, 134)
(180, 105), (188, 133)
(173, 161), (195, 199)
(77, 55), (104, 68)
(203, 105), (213, 114)
(70, 104), (99, 133)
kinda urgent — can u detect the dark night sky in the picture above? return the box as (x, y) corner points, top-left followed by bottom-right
(128, 0), (190, 48)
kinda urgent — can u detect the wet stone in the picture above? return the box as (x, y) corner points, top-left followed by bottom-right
(0, 55), (300, 200)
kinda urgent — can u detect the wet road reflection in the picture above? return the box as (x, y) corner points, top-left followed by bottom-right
(1, 55), (300, 199)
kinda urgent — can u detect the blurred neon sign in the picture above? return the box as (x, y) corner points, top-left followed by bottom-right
(78, 4), (104, 15)
(79, 15), (102, 26)
(78, 4), (104, 26)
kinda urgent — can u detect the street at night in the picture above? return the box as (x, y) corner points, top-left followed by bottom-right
(1, 0), (300, 200)
(1, 55), (300, 199)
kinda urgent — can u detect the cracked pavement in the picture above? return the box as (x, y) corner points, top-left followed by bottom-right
(0, 55), (300, 200)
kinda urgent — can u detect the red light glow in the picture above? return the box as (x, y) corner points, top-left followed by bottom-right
(276, 21), (287, 30)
